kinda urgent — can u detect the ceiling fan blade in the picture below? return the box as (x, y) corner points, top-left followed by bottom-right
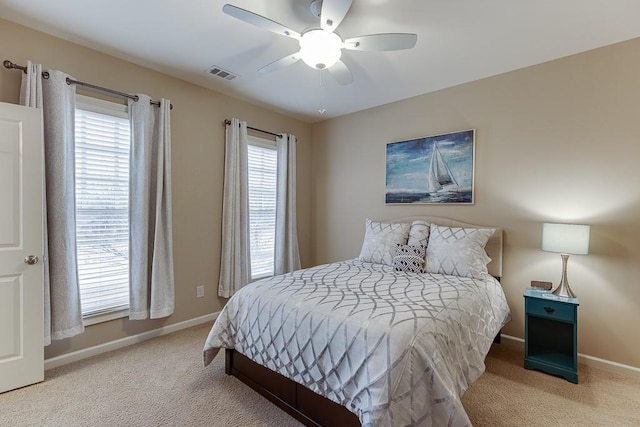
(328, 60), (353, 86)
(223, 4), (300, 39)
(258, 52), (301, 74)
(320, 0), (352, 31)
(344, 33), (418, 51)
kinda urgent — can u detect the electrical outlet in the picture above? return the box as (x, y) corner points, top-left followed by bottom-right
(531, 280), (552, 290)
(196, 285), (205, 298)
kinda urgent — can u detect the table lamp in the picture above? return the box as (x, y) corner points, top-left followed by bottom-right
(541, 223), (590, 298)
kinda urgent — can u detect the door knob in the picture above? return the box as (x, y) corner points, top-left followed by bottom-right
(24, 255), (39, 265)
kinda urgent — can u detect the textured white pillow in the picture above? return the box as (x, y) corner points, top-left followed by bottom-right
(425, 224), (495, 278)
(407, 220), (430, 247)
(358, 219), (410, 265)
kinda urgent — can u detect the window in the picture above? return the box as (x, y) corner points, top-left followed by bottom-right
(74, 95), (131, 319)
(247, 136), (277, 279)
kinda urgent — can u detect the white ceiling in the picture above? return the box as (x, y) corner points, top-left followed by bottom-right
(1, 0), (639, 123)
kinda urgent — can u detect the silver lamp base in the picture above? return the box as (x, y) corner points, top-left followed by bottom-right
(552, 253), (576, 298)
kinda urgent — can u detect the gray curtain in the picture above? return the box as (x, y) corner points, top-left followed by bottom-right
(275, 133), (301, 275)
(20, 61), (84, 345)
(218, 118), (251, 298)
(128, 94), (175, 319)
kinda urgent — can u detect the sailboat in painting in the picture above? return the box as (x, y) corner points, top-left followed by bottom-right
(427, 143), (458, 194)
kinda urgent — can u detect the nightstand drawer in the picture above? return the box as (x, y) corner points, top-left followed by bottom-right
(526, 297), (575, 322)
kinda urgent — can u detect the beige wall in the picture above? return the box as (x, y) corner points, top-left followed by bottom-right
(0, 18), (312, 359)
(311, 38), (640, 368)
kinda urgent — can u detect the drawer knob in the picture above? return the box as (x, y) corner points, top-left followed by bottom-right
(544, 307), (555, 314)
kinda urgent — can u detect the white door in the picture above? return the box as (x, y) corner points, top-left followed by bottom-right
(0, 101), (44, 393)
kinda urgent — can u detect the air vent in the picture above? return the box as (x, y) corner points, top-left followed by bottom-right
(207, 66), (238, 81)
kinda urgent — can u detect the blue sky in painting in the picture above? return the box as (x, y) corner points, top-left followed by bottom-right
(385, 130), (474, 193)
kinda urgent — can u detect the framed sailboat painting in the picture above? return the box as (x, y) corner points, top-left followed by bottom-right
(385, 130), (475, 204)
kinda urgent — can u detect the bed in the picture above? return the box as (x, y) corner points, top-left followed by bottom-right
(204, 216), (511, 426)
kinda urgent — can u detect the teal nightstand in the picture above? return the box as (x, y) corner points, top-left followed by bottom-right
(524, 288), (579, 383)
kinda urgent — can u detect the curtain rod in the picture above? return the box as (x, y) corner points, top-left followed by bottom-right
(3, 60), (172, 109)
(223, 119), (280, 138)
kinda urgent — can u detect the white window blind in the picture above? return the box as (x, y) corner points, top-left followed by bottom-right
(74, 95), (131, 317)
(247, 138), (277, 279)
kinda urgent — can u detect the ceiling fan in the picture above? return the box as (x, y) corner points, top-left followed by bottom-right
(222, 0), (418, 85)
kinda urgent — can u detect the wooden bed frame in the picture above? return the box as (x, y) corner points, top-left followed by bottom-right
(225, 348), (360, 426)
(224, 217), (504, 427)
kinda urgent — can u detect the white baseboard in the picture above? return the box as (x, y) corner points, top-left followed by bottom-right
(501, 334), (640, 379)
(45, 312), (219, 370)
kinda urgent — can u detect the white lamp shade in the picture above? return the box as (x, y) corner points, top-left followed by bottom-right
(542, 223), (590, 255)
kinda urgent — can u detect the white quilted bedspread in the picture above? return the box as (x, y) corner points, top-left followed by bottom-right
(204, 259), (511, 426)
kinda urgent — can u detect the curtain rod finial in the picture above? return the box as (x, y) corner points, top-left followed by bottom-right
(4, 59), (28, 73)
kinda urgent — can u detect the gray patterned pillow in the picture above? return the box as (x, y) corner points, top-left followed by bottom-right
(425, 224), (495, 278)
(407, 220), (430, 247)
(393, 244), (426, 273)
(358, 219), (410, 265)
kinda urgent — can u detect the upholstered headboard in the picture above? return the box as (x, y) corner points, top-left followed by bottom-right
(389, 216), (503, 279)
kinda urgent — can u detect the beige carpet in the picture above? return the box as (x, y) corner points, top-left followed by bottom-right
(0, 324), (302, 427)
(1, 323), (638, 426)
(462, 342), (640, 426)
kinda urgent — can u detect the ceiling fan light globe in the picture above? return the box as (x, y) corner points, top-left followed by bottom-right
(299, 29), (342, 70)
